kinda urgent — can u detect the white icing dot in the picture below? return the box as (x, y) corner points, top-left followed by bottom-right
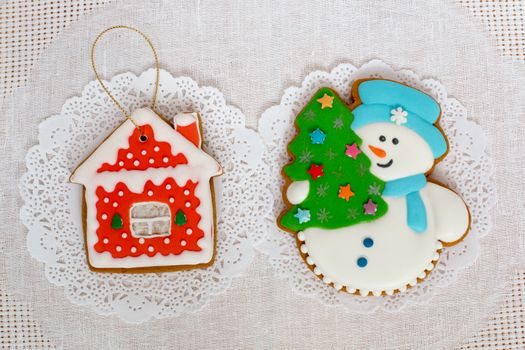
(126, 152), (133, 159)
(164, 238), (170, 244)
(131, 246), (137, 253)
(147, 190), (154, 196)
(183, 189), (190, 195)
(166, 184), (172, 190)
(426, 263), (434, 271)
(372, 290), (382, 297)
(141, 149), (147, 155)
(101, 213), (108, 220)
(103, 197), (109, 203)
(306, 257), (314, 265)
(313, 267), (321, 275)
(112, 202), (118, 208)
(163, 157), (169, 163)
(436, 241), (443, 249)
(386, 290), (394, 296)
(346, 287), (356, 293)
(118, 191), (124, 197)
(399, 285), (407, 293)
(122, 232), (127, 238)
(186, 228), (193, 235)
(154, 146), (160, 152)
(148, 246), (154, 252)
(185, 201), (191, 208)
(169, 197), (175, 203)
(103, 238), (109, 244)
(432, 252), (439, 261)
(323, 277), (331, 284)
(300, 244), (308, 254)
(409, 279), (417, 287)
(180, 240), (187, 247)
(418, 272), (426, 279)
(149, 158), (155, 164)
(139, 238), (145, 244)
(297, 231), (305, 241)
(334, 283), (342, 291)
(133, 160), (140, 166)
(116, 245), (122, 252)
(118, 161), (124, 166)
(362, 290), (371, 296)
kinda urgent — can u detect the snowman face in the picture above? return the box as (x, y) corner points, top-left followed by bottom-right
(355, 123), (434, 181)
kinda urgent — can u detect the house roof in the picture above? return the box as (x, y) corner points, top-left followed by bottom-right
(97, 123), (189, 173)
(70, 108), (222, 185)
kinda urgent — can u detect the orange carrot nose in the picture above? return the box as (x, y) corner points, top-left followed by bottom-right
(368, 145), (387, 158)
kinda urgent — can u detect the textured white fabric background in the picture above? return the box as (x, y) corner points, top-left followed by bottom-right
(1, 0), (525, 349)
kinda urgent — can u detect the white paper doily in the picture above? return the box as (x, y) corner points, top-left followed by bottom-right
(19, 69), (263, 323)
(254, 60), (494, 312)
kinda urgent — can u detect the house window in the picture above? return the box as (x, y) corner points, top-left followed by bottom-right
(130, 202), (171, 237)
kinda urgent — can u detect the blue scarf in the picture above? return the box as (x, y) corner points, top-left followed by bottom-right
(382, 174), (427, 233)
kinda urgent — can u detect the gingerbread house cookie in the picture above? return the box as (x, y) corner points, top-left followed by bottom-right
(71, 108), (222, 272)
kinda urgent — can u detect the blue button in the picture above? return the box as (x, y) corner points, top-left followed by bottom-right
(363, 237), (374, 248)
(357, 257), (368, 268)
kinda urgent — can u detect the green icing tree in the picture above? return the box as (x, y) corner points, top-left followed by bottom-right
(111, 213), (123, 230)
(175, 210), (187, 226)
(279, 87), (388, 232)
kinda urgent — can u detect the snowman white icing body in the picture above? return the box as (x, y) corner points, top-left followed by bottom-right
(300, 182), (468, 295)
(287, 112), (470, 295)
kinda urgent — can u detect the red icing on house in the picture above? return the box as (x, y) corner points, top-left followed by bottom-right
(98, 124), (188, 172)
(175, 123), (201, 147)
(94, 178), (203, 258)
(70, 109), (222, 270)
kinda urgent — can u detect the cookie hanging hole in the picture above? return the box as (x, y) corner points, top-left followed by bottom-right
(139, 134), (148, 143)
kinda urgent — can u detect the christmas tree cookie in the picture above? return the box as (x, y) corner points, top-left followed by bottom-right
(280, 80), (470, 296)
(280, 88), (387, 232)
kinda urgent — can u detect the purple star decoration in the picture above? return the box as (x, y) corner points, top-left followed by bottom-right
(363, 199), (377, 215)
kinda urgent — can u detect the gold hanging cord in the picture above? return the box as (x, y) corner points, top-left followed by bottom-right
(91, 25), (160, 133)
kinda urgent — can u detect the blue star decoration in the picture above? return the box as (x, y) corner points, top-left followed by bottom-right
(309, 128), (326, 145)
(294, 208), (311, 224)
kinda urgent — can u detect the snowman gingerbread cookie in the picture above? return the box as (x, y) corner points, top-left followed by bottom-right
(279, 79), (470, 296)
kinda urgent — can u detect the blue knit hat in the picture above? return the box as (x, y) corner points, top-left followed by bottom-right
(352, 80), (447, 159)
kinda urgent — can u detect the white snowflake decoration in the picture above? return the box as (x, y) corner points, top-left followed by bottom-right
(390, 106), (408, 125)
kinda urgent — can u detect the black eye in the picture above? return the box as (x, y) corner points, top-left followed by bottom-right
(379, 135), (386, 142)
(392, 138), (399, 145)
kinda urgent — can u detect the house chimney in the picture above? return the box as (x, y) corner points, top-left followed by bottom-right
(173, 112), (202, 148)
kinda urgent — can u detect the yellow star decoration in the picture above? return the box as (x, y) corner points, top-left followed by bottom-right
(317, 93), (334, 109)
(338, 184), (355, 201)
